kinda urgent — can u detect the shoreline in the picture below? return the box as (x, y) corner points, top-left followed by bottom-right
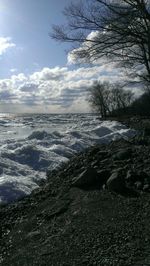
(1, 117), (150, 265)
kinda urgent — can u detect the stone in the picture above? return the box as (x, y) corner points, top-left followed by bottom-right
(143, 184), (150, 191)
(26, 231), (41, 239)
(134, 181), (143, 190)
(72, 167), (98, 188)
(106, 170), (125, 193)
(97, 150), (108, 158)
(126, 170), (140, 185)
(113, 148), (132, 161)
(97, 169), (111, 185)
(91, 160), (98, 168)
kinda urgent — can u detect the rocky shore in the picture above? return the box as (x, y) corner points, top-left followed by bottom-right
(1, 117), (150, 265)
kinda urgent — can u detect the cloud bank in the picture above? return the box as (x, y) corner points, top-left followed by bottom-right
(0, 63), (128, 113)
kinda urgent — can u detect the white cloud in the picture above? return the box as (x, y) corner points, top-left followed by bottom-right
(30, 67), (68, 81)
(0, 64), (140, 113)
(0, 37), (16, 55)
(67, 31), (101, 65)
(10, 68), (18, 73)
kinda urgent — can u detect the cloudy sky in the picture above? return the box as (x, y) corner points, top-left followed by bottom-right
(0, 0), (128, 113)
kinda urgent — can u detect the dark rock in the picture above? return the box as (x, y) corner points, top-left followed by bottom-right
(97, 169), (111, 185)
(126, 171), (150, 192)
(39, 199), (70, 220)
(107, 169), (126, 193)
(71, 167), (98, 189)
(91, 160), (98, 168)
(139, 171), (147, 182)
(143, 184), (150, 191)
(97, 150), (108, 158)
(88, 146), (100, 156)
(134, 181), (143, 190)
(26, 231), (41, 239)
(143, 173), (150, 185)
(100, 158), (109, 164)
(135, 136), (148, 145)
(102, 184), (106, 190)
(126, 170), (144, 186)
(113, 148), (132, 161)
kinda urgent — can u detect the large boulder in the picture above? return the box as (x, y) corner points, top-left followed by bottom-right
(107, 170), (125, 193)
(72, 167), (98, 189)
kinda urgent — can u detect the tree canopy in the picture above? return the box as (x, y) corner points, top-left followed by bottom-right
(51, 0), (150, 85)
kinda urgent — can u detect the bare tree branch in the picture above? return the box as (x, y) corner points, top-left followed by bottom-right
(51, 0), (150, 85)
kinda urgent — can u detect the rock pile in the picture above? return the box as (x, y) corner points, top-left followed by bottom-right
(47, 136), (150, 197)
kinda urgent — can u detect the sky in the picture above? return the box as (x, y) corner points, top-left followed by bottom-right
(0, 0), (138, 113)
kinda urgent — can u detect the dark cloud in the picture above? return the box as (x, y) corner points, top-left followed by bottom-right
(0, 90), (16, 101)
(19, 83), (38, 92)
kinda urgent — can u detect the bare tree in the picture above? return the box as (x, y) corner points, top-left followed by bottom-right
(111, 84), (134, 111)
(89, 81), (133, 117)
(51, 0), (150, 85)
(89, 81), (111, 118)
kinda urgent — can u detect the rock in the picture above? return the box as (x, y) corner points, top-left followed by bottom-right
(143, 172), (150, 186)
(102, 184), (106, 190)
(126, 170), (142, 186)
(72, 167), (98, 188)
(126, 170), (149, 190)
(91, 160), (98, 168)
(143, 184), (150, 191)
(39, 199), (70, 220)
(106, 170), (125, 193)
(100, 158), (109, 164)
(97, 150), (108, 158)
(113, 148), (132, 161)
(88, 146), (100, 156)
(26, 231), (41, 239)
(134, 181), (143, 190)
(97, 169), (111, 185)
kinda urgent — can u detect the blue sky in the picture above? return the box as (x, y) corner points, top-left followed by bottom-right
(0, 0), (71, 77)
(0, 0), (130, 113)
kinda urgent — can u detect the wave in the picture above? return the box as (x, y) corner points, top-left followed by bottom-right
(0, 114), (136, 203)
(28, 130), (63, 140)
